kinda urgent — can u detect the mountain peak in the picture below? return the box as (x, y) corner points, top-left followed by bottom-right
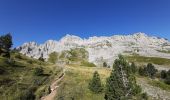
(133, 32), (147, 37)
(60, 34), (82, 42)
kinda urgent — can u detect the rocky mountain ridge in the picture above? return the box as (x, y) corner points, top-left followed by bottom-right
(17, 32), (170, 66)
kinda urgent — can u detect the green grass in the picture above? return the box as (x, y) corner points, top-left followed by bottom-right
(148, 80), (170, 91)
(80, 60), (96, 67)
(125, 55), (170, 65)
(0, 52), (62, 99)
(157, 50), (170, 54)
(56, 64), (111, 100)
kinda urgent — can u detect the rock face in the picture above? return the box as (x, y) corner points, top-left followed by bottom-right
(17, 32), (170, 66)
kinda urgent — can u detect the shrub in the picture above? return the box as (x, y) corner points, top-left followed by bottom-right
(165, 70), (170, 85)
(161, 70), (167, 79)
(27, 60), (33, 64)
(38, 57), (45, 62)
(33, 67), (44, 76)
(141, 93), (148, 100)
(19, 87), (36, 100)
(138, 63), (158, 78)
(138, 67), (145, 76)
(103, 62), (107, 67)
(146, 63), (158, 78)
(0, 68), (5, 75)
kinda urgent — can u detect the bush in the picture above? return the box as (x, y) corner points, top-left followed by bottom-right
(138, 63), (158, 78)
(141, 93), (148, 100)
(0, 68), (5, 75)
(27, 60), (33, 64)
(165, 70), (170, 85)
(36, 85), (51, 99)
(138, 67), (145, 76)
(103, 62), (107, 67)
(38, 56), (45, 62)
(33, 67), (44, 76)
(19, 87), (36, 100)
(161, 70), (167, 79)
(146, 63), (158, 78)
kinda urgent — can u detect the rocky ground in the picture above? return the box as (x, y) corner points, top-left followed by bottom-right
(137, 78), (170, 100)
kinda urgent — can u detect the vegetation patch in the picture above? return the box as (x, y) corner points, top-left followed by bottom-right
(56, 65), (110, 100)
(125, 55), (170, 65)
(157, 50), (170, 54)
(148, 80), (170, 91)
(0, 52), (62, 99)
(81, 60), (96, 67)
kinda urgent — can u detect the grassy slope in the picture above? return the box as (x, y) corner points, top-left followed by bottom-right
(126, 55), (170, 96)
(125, 54), (170, 66)
(148, 79), (170, 91)
(0, 52), (62, 100)
(56, 63), (111, 100)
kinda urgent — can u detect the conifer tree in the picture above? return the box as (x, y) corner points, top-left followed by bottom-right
(105, 55), (141, 100)
(88, 71), (103, 93)
(165, 70), (170, 84)
(131, 62), (137, 74)
(0, 33), (13, 57)
(146, 63), (158, 78)
(161, 70), (167, 79)
(103, 62), (108, 67)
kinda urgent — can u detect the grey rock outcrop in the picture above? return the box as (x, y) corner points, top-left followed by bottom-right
(17, 32), (170, 66)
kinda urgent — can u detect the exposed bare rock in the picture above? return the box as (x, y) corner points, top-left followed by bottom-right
(17, 32), (170, 66)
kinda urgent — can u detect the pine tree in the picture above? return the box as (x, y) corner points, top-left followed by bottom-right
(146, 63), (157, 78)
(131, 62), (137, 74)
(103, 62), (108, 67)
(165, 70), (170, 85)
(88, 71), (103, 93)
(105, 55), (141, 100)
(0, 33), (13, 57)
(161, 70), (167, 79)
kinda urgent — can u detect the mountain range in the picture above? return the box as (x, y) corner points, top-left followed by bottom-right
(17, 32), (170, 66)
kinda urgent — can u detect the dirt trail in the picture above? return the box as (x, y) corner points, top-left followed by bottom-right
(41, 68), (65, 100)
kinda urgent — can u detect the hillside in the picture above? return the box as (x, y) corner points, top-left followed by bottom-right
(1, 33), (170, 100)
(1, 48), (170, 100)
(0, 51), (63, 100)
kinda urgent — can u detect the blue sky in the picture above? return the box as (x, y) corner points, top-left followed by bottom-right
(0, 0), (170, 47)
